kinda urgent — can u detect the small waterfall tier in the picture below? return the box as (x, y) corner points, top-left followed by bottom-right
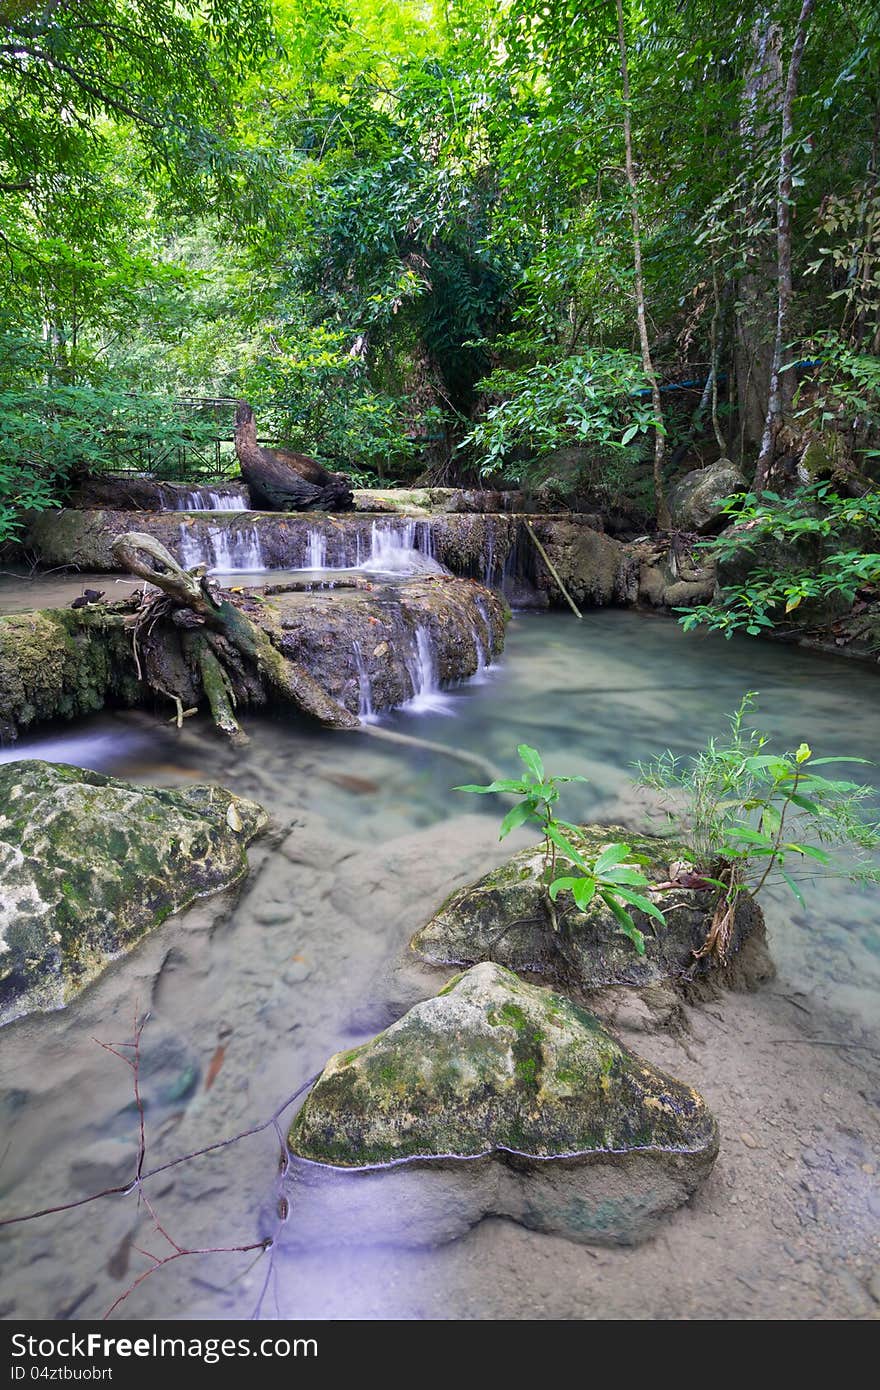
(178, 522), (265, 572)
(176, 487), (249, 512)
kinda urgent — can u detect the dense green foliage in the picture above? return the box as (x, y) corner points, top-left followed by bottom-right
(679, 482), (880, 637)
(1, 1), (879, 559)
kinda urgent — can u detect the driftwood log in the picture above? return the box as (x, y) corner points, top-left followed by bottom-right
(112, 532), (358, 743)
(233, 402), (354, 512)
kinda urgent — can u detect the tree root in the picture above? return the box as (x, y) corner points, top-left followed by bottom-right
(111, 532), (357, 740)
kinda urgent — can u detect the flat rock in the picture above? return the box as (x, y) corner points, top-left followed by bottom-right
(285, 962), (719, 1247)
(0, 760), (268, 1026)
(410, 825), (771, 995)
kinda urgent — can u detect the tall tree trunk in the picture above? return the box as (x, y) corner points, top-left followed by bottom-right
(615, 0), (671, 530)
(754, 0), (817, 492)
(735, 19), (783, 461)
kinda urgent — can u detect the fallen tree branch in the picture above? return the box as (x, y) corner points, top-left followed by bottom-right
(523, 520), (583, 621)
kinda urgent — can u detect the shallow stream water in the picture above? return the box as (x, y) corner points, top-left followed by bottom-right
(1, 596), (879, 1319)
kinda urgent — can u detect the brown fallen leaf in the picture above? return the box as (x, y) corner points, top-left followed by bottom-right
(204, 1044), (226, 1091)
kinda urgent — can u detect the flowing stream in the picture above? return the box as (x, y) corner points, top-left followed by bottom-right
(0, 604), (878, 1320)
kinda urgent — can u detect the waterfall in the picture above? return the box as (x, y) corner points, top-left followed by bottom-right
(177, 488), (248, 512)
(352, 642), (375, 722)
(359, 520), (442, 575)
(403, 625), (452, 713)
(483, 529), (496, 586)
(177, 523), (265, 573)
(306, 529), (328, 569)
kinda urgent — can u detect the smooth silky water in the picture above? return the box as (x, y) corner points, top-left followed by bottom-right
(0, 599), (878, 1320)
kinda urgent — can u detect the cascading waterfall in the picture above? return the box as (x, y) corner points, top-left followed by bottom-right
(403, 625), (451, 713)
(306, 529), (328, 569)
(176, 488), (249, 512)
(352, 641), (375, 722)
(177, 523), (265, 572)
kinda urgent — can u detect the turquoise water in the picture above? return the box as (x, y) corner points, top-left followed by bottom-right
(0, 606), (878, 1319)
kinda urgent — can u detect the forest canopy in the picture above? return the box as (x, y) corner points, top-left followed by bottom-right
(1, 0), (879, 530)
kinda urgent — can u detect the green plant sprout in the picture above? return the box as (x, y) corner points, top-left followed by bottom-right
(636, 692), (880, 958)
(456, 743), (665, 955)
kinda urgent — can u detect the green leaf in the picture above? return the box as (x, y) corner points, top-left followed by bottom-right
(499, 801), (534, 839)
(548, 875), (578, 901)
(453, 779), (526, 794)
(572, 876), (598, 910)
(784, 842), (831, 864)
(592, 842), (632, 873)
(517, 744), (545, 782)
(599, 865), (650, 887)
(601, 892), (646, 955)
(780, 869), (805, 907)
(611, 887), (666, 926)
(545, 822), (589, 869)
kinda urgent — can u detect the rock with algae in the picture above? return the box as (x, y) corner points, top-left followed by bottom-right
(409, 826), (771, 996)
(285, 962), (719, 1247)
(0, 760), (268, 1026)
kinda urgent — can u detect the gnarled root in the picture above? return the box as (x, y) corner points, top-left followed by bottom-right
(694, 862), (743, 963)
(111, 532), (357, 740)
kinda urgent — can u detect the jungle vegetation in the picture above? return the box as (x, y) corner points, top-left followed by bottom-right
(1, 1), (879, 558)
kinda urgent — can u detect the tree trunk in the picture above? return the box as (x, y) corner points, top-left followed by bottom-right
(754, 0), (817, 493)
(615, 0), (671, 531)
(233, 402), (354, 512)
(735, 19), (783, 463)
(110, 532), (359, 737)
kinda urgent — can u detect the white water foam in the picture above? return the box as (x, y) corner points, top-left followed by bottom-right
(177, 488), (248, 512)
(358, 521), (443, 576)
(352, 641), (376, 722)
(402, 625), (453, 714)
(178, 523), (265, 573)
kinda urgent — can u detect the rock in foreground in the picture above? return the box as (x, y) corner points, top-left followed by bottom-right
(410, 826), (770, 995)
(0, 761), (267, 1026)
(286, 962), (719, 1247)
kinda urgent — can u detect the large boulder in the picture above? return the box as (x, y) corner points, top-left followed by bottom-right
(526, 519), (637, 606)
(285, 962), (719, 1247)
(668, 459), (745, 533)
(0, 761), (268, 1026)
(410, 826), (771, 995)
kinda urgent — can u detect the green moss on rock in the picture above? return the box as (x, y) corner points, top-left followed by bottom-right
(0, 760), (268, 1026)
(410, 824), (768, 993)
(289, 962), (718, 1168)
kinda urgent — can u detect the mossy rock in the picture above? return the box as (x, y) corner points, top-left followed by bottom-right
(410, 825), (769, 994)
(0, 760), (268, 1026)
(0, 608), (141, 742)
(285, 963), (719, 1247)
(668, 459), (746, 533)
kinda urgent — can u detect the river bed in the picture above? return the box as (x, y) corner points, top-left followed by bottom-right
(1, 603), (879, 1319)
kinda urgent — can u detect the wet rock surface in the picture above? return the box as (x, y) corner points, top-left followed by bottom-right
(286, 962), (719, 1247)
(0, 576), (507, 738)
(263, 578), (506, 714)
(0, 760), (268, 1026)
(0, 607), (141, 742)
(410, 825), (772, 996)
(668, 459), (746, 533)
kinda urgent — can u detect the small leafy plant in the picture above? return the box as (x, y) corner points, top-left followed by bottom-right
(456, 743), (665, 955)
(677, 483), (880, 639)
(637, 693), (880, 957)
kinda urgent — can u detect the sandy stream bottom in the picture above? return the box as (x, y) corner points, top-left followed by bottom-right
(0, 604), (878, 1320)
